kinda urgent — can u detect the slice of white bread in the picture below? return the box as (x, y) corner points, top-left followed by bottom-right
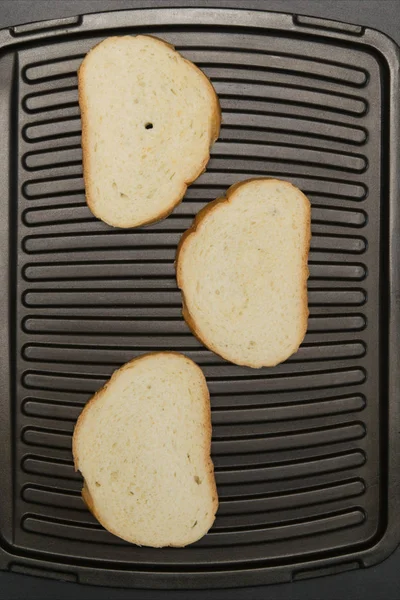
(78, 35), (220, 228)
(72, 352), (218, 547)
(176, 179), (311, 368)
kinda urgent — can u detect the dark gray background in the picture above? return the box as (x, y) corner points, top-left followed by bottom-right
(0, 1), (399, 598)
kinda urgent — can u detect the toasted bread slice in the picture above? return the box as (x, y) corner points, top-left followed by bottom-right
(78, 35), (220, 228)
(73, 352), (218, 547)
(176, 179), (311, 368)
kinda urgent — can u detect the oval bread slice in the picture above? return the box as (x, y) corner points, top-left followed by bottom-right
(176, 179), (311, 368)
(78, 35), (221, 228)
(72, 352), (218, 547)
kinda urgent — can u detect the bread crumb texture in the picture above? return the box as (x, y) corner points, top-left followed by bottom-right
(177, 178), (311, 368)
(73, 352), (218, 547)
(79, 35), (220, 228)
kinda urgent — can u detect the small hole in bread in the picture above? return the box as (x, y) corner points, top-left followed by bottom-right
(194, 475), (202, 485)
(95, 481), (101, 487)
(145, 122), (153, 130)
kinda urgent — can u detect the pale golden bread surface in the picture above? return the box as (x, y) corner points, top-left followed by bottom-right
(72, 352), (218, 548)
(176, 178), (311, 368)
(78, 35), (220, 228)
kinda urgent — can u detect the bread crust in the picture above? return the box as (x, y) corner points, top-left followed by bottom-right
(78, 35), (221, 229)
(176, 178), (311, 368)
(72, 351), (218, 547)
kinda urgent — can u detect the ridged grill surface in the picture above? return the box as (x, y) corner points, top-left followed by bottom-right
(6, 18), (389, 578)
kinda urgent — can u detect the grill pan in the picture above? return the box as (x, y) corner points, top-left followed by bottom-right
(0, 7), (399, 590)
